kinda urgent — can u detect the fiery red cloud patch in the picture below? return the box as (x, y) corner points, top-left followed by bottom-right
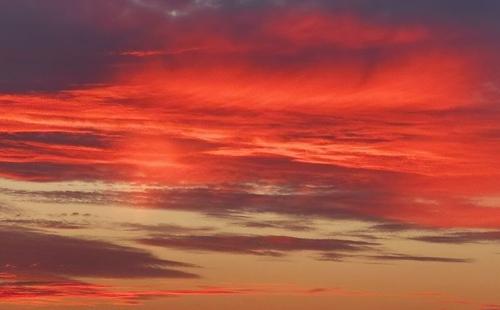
(0, 277), (257, 306)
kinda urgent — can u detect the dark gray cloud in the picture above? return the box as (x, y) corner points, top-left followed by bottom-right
(139, 232), (472, 264)
(2, 0), (499, 92)
(319, 252), (472, 264)
(129, 0), (500, 23)
(0, 163), (440, 236)
(0, 162), (133, 181)
(0, 132), (114, 149)
(0, 227), (197, 278)
(121, 222), (215, 234)
(138, 234), (376, 257)
(364, 254), (472, 264)
(234, 219), (314, 232)
(0, 0), (165, 92)
(0, 156), (409, 223)
(0, 218), (86, 230)
(412, 231), (500, 244)
(370, 222), (425, 232)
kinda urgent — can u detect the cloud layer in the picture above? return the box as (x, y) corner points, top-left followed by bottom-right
(1, 1), (499, 308)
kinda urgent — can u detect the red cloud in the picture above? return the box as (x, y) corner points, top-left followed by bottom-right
(0, 279), (255, 306)
(0, 1), (499, 230)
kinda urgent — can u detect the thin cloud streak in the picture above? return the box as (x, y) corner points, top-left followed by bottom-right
(138, 234), (376, 256)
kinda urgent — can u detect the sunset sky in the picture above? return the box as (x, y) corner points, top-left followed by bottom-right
(1, 1), (500, 309)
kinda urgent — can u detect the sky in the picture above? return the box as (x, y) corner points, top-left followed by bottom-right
(0, 0), (499, 309)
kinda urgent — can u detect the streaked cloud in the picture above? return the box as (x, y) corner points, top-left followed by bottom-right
(0, 227), (197, 279)
(412, 231), (500, 244)
(138, 234), (376, 256)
